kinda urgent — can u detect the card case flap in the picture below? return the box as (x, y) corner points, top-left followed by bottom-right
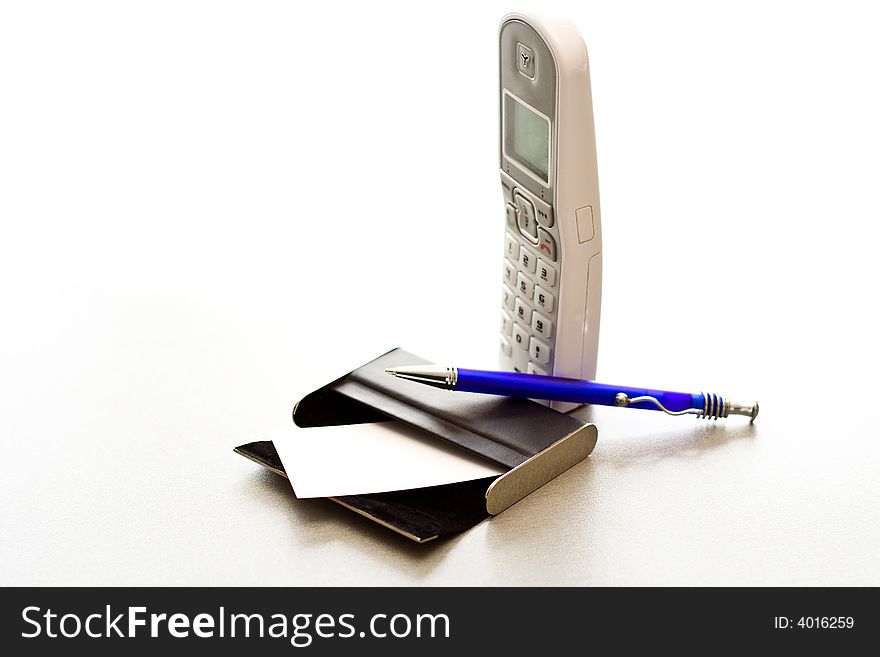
(293, 348), (589, 469)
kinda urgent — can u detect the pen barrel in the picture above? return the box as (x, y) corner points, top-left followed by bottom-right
(456, 369), (701, 412)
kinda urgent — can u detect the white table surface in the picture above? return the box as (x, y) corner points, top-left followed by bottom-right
(2, 1), (879, 586)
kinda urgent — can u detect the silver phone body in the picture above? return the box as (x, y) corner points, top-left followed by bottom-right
(498, 14), (603, 411)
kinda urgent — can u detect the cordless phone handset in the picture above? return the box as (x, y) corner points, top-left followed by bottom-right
(497, 14), (603, 412)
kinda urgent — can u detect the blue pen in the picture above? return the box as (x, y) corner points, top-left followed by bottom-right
(385, 365), (759, 421)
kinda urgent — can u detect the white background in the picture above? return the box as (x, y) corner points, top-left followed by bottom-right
(1, 0), (878, 585)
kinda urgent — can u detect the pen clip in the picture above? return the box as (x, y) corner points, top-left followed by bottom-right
(614, 393), (702, 417)
(615, 392), (759, 422)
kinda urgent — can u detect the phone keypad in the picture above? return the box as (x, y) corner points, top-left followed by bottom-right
(500, 181), (560, 378)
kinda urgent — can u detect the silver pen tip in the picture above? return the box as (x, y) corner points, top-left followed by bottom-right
(380, 364), (457, 389)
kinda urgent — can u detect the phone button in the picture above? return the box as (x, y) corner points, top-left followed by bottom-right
(534, 285), (555, 313)
(537, 228), (557, 261)
(500, 311), (513, 338)
(531, 311), (553, 340)
(527, 362), (549, 376)
(512, 323), (530, 351)
(502, 285), (515, 311)
(518, 245), (537, 274)
(536, 259), (557, 287)
(516, 43), (536, 80)
(515, 272), (535, 301)
(576, 205), (595, 243)
(504, 233), (518, 259)
(515, 193), (539, 242)
(534, 198), (554, 228)
(513, 297), (530, 325)
(501, 178), (515, 204)
(529, 337), (552, 365)
(503, 259), (517, 287)
(505, 203), (517, 229)
(500, 336), (512, 358)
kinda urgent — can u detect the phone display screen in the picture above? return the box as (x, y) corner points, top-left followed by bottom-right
(505, 93), (550, 182)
